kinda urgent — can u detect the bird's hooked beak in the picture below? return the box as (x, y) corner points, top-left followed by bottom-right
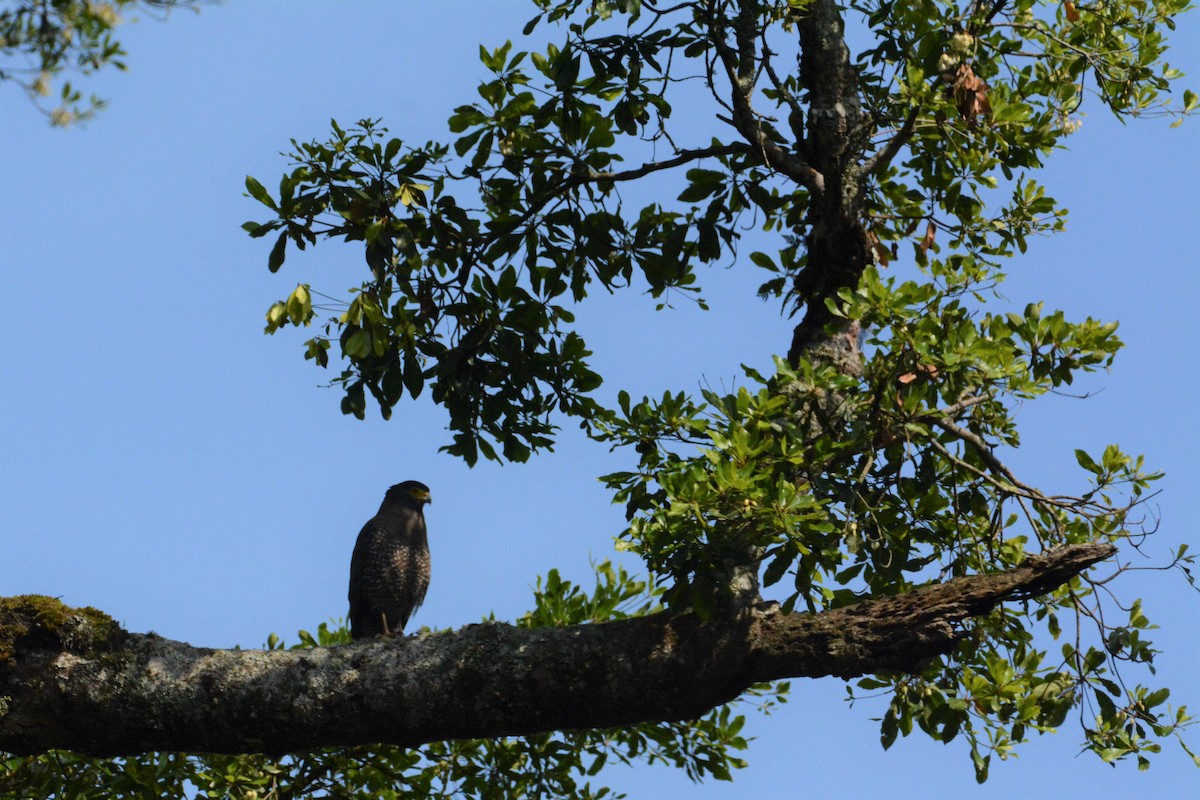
(411, 487), (432, 505)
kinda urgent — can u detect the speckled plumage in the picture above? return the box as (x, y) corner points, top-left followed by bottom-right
(349, 481), (431, 639)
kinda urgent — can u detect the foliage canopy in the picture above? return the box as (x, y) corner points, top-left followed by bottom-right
(4, 0), (1197, 795)
(242, 0), (1196, 781)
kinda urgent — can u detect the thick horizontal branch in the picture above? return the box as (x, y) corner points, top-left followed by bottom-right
(0, 543), (1114, 757)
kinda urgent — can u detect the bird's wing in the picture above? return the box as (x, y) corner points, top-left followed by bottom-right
(348, 519), (381, 623)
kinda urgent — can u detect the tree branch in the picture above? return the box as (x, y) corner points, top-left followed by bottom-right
(583, 142), (752, 183)
(707, 2), (826, 192)
(0, 543), (1114, 757)
(447, 141), (750, 288)
(860, 107), (919, 177)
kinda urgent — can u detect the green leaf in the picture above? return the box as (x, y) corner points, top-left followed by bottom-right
(1074, 449), (1102, 474)
(245, 175), (277, 210)
(403, 352), (425, 398)
(749, 251), (776, 271)
(344, 329), (371, 358)
(241, 220), (271, 237)
(1144, 688), (1170, 709)
(384, 137), (402, 162)
(761, 549), (792, 587)
(268, 231), (287, 273)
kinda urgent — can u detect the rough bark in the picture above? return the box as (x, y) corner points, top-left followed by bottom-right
(0, 543), (1113, 757)
(788, 0), (874, 364)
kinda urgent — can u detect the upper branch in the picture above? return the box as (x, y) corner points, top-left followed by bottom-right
(860, 108), (919, 178)
(452, 141), (750, 286)
(583, 142), (753, 183)
(707, 2), (826, 192)
(0, 543), (1113, 757)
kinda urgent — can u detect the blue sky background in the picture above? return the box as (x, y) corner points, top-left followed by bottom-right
(1, 1), (1197, 796)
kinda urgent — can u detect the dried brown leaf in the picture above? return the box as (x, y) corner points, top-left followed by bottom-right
(920, 220), (937, 255)
(949, 63), (991, 128)
(868, 229), (891, 266)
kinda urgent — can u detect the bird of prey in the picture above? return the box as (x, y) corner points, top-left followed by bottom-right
(349, 480), (432, 639)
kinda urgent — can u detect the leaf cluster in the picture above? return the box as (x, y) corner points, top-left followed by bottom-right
(0, 0), (199, 125)
(245, 117), (612, 464)
(597, 243), (1192, 767)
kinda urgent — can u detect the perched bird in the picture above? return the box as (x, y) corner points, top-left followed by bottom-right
(349, 480), (432, 639)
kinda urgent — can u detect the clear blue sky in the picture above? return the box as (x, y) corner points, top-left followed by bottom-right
(1, 2), (1197, 796)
